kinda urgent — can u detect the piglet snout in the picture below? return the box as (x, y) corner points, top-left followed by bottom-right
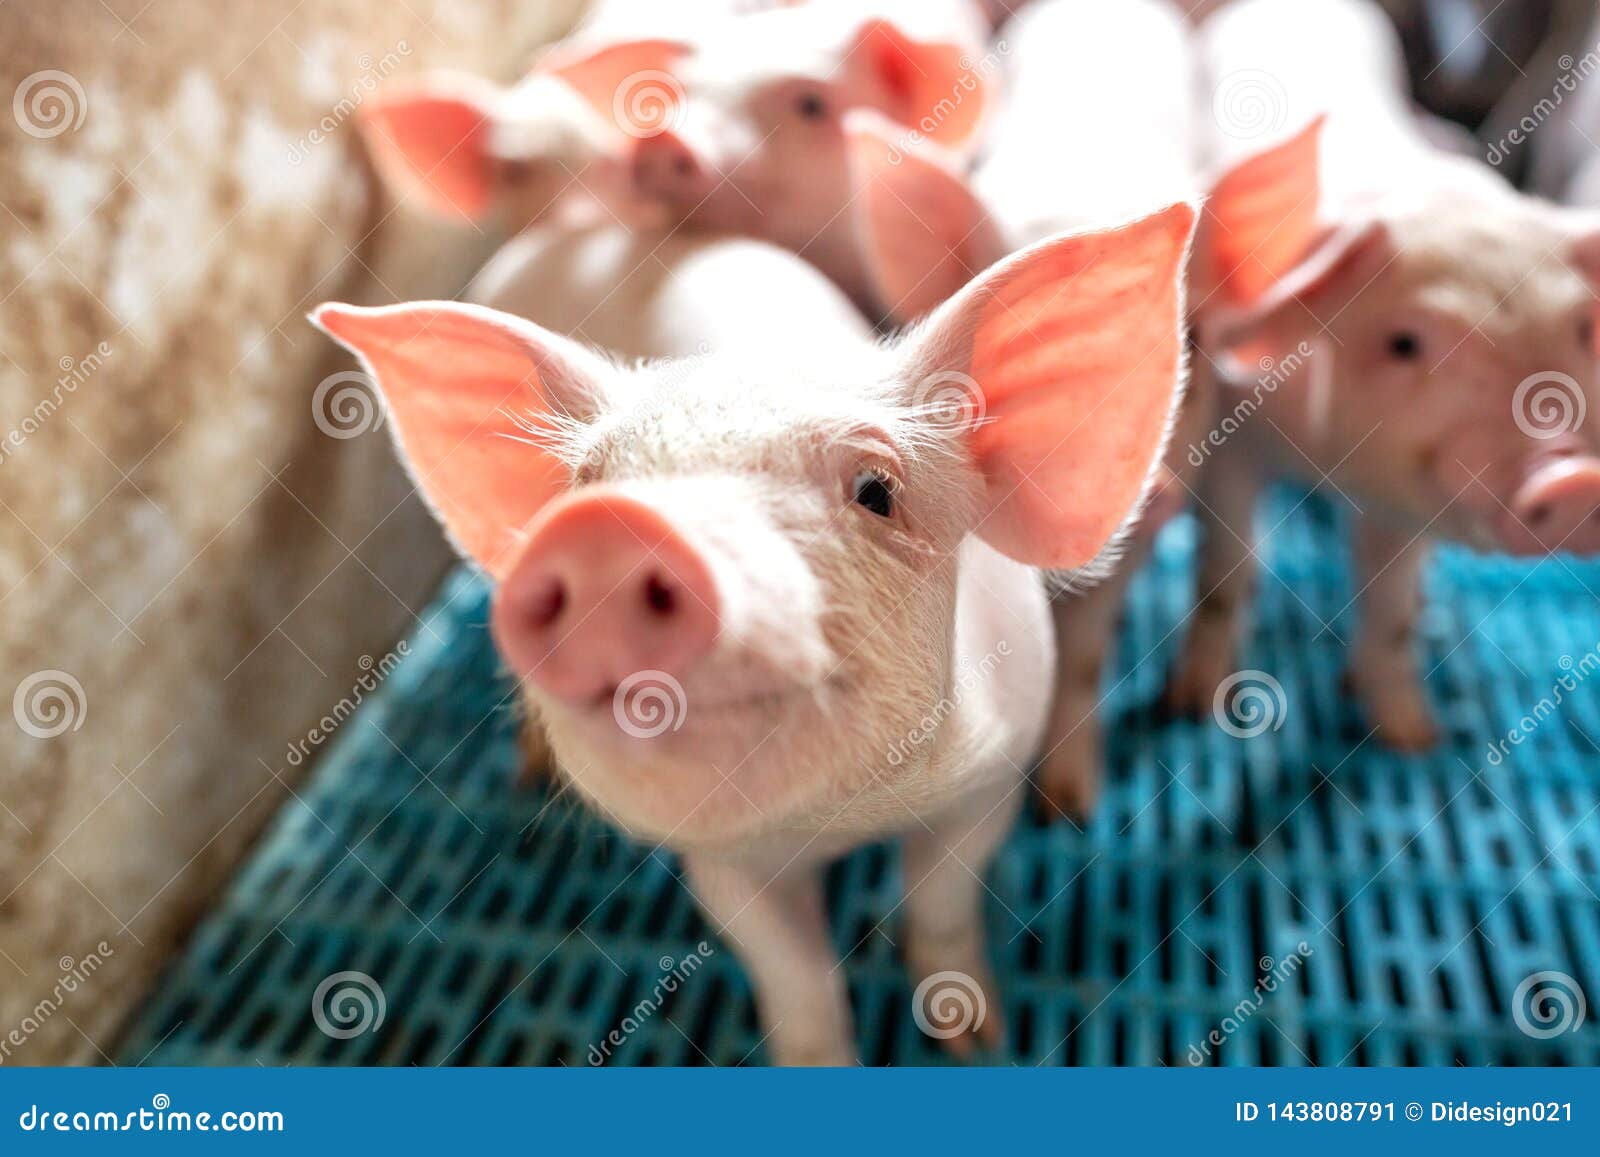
(1503, 454), (1600, 556)
(630, 128), (713, 205)
(492, 491), (720, 704)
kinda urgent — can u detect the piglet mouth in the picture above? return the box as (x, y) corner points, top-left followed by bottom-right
(576, 671), (838, 742)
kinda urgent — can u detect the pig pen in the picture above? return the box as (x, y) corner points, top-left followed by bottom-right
(118, 489), (1600, 1066)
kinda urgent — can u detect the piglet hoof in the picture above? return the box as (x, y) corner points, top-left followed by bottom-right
(1034, 734), (1102, 823)
(906, 952), (1005, 1062)
(1347, 670), (1439, 752)
(1382, 716), (1439, 752)
(1371, 703), (1440, 753)
(768, 1040), (859, 1067)
(1163, 645), (1231, 721)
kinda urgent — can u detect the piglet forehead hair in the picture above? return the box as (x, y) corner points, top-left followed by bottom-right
(311, 201), (1195, 577)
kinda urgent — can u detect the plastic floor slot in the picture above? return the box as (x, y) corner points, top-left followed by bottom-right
(120, 491), (1600, 1066)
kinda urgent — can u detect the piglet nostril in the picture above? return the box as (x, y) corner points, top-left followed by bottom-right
(645, 572), (677, 617)
(525, 578), (567, 631)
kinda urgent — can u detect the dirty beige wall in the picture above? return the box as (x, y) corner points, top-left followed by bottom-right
(0, 0), (585, 1063)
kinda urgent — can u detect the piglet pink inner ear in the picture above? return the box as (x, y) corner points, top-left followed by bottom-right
(906, 202), (1199, 570)
(1203, 216), (1389, 357)
(537, 38), (691, 136)
(845, 110), (1004, 325)
(359, 76), (500, 220)
(849, 20), (988, 151)
(310, 302), (604, 580)
(1202, 114), (1327, 307)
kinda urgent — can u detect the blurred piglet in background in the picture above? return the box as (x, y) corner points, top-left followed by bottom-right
(358, 0), (990, 316)
(1174, 0), (1600, 749)
(468, 220), (870, 360)
(845, 0), (1213, 815)
(353, 0), (798, 229)
(311, 201), (1196, 1063)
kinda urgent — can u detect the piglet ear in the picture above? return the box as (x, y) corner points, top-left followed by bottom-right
(903, 202), (1198, 570)
(848, 19), (988, 151)
(1200, 115), (1326, 306)
(537, 38), (691, 136)
(359, 75), (501, 220)
(310, 302), (614, 579)
(1203, 217), (1390, 354)
(1199, 116), (1392, 354)
(845, 110), (1005, 325)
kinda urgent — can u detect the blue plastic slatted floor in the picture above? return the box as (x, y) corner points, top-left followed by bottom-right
(120, 491), (1600, 1065)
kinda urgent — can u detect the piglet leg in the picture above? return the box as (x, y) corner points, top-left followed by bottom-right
(683, 853), (855, 1066)
(900, 783), (1020, 1059)
(1036, 571), (1133, 819)
(1167, 448), (1261, 715)
(1348, 517), (1437, 750)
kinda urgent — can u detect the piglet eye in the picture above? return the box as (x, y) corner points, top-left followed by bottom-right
(851, 470), (895, 518)
(1387, 331), (1422, 360)
(795, 91), (828, 120)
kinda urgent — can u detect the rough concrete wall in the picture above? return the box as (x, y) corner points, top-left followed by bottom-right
(0, 0), (585, 1063)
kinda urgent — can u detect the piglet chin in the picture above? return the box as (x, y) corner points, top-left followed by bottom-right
(538, 672), (858, 849)
(546, 666), (836, 756)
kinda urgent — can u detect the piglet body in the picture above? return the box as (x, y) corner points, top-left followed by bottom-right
(315, 204), (1196, 1063)
(977, 0), (1198, 239)
(1177, 0), (1600, 750)
(469, 225), (872, 359)
(1200, 0), (1483, 203)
